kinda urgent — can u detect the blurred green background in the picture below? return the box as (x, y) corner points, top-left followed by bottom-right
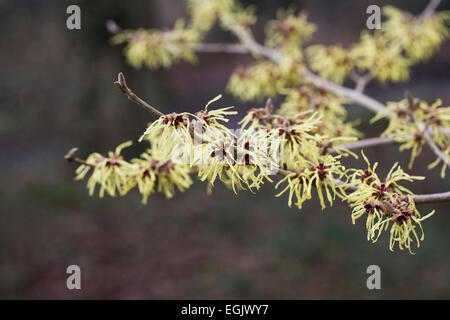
(0, 0), (449, 299)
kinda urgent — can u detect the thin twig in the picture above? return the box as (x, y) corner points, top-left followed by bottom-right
(114, 72), (164, 118)
(423, 129), (450, 167)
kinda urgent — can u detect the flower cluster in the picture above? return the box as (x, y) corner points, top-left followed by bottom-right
(305, 7), (449, 84)
(346, 152), (434, 253)
(75, 96), (284, 201)
(373, 96), (450, 174)
(74, 141), (193, 203)
(240, 100), (352, 209)
(382, 6), (450, 62)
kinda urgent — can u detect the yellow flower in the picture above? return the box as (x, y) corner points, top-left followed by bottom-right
(186, 0), (235, 32)
(139, 111), (194, 164)
(75, 141), (134, 198)
(276, 154), (346, 210)
(194, 139), (245, 194)
(187, 0), (256, 33)
(275, 172), (312, 209)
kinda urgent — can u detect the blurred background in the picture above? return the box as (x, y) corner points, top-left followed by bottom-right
(0, 0), (449, 299)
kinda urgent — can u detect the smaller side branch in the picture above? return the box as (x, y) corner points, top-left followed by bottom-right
(340, 137), (393, 151)
(114, 72), (164, 118)
(64, 147), (94, 167)
(350, 71), (373, 93)
(423, 130), (450, 167)
(412, 110), (450, 168)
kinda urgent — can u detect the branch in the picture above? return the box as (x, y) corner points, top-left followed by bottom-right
(417, 0), (441, 25)
(301, 69), (389, 115)
(414, 190), (450, 204)
(192, 43), (250, 54)
(114, 72), (164, 118)
(220, 15), (283, 63)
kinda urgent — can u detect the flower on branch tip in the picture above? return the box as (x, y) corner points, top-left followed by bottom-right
(346, 151), (434, 253)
